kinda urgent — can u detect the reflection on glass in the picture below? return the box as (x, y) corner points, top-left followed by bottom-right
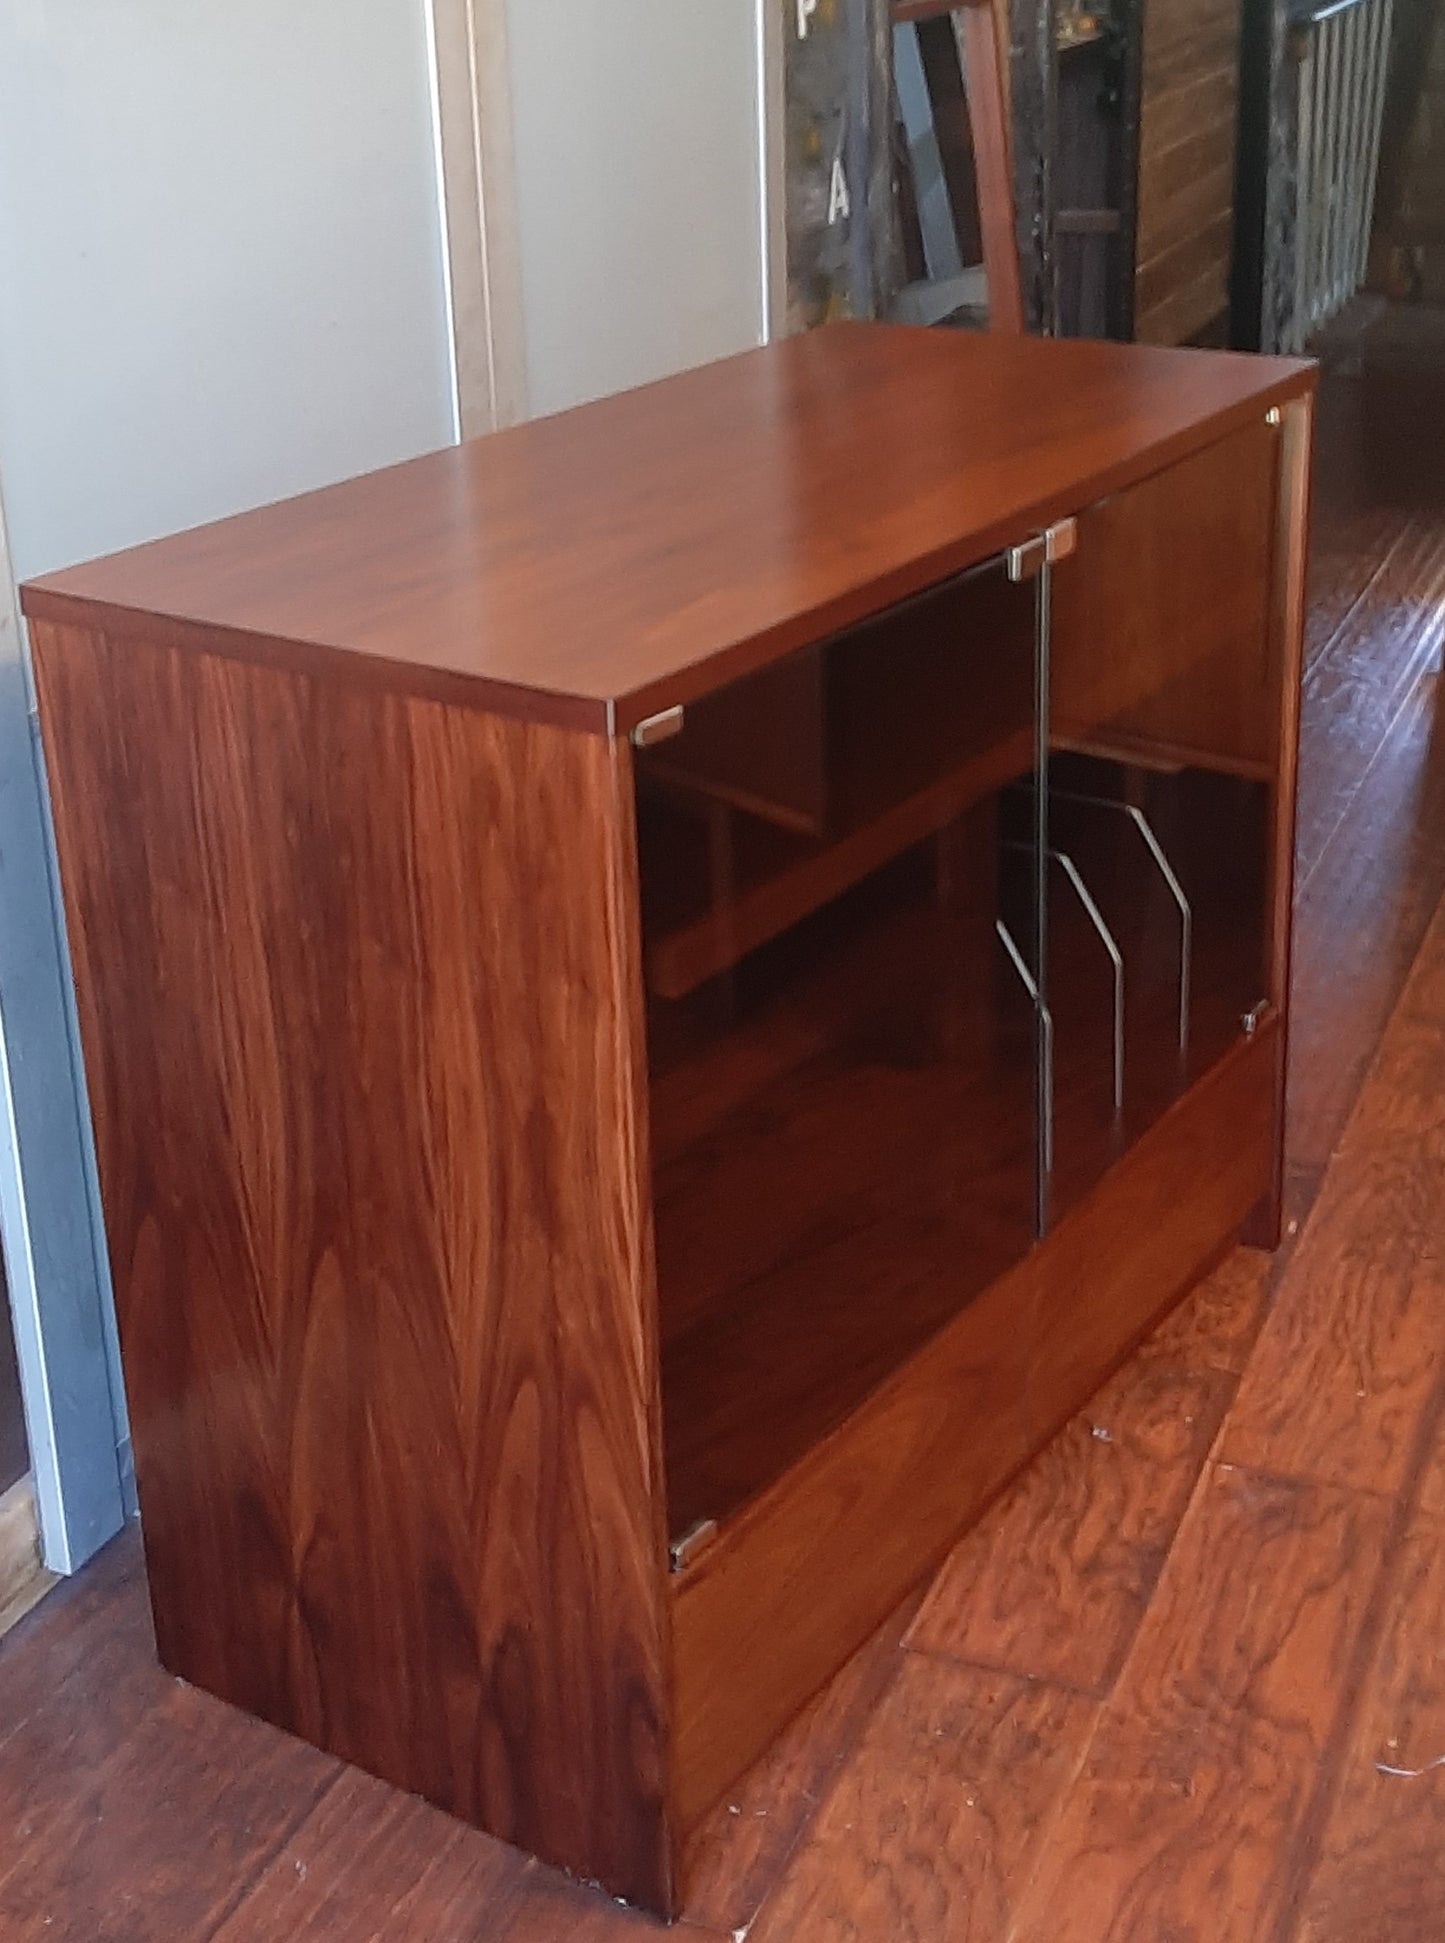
(636, 470), (1277, 1547)
(1003, 757), (1270, 1230)
(634, 563), (1039, 1542)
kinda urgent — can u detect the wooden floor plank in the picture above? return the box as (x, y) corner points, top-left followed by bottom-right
(0, 1478), (56, 1643)
(0, 1527), (339, 1941)
(1138, 1243), (1279, 1376)
(0, 1527), (148, 1755)
(1006, 1464), (1391, 1943)
(1294, 518), (1445, 882)
(1223, 904), (1445, 1495)
(907, 1358), (1232, 1696)
(0, 1679), (336, 1941)
(1222, 1195), (1445, 1499)
(1288, 665), (1445, 1180)
(1289, 1510), (1445, 1943)
(681, 1590), (918, 1935)
(1299, 504), (1407, 674)
(742, 1658), (1097, 1943)
(0, 1568), (181, 1843)
(209, 1770), (529, 1943)
(495, 1874), (719, 1941)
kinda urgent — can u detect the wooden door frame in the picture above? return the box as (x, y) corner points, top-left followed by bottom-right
(429, 0), (529, 433)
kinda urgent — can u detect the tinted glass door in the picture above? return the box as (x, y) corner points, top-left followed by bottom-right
(1043, 418), (1279, 1225)
(633, 557), (1043, 1547)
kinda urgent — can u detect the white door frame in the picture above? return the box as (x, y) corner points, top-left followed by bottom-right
(428, 0), (529, 434)
(428, 0), (791, 428)
(759, 0), (790, 340)
(0, 473), (128, 1576)
(0, 3), (532, 1579)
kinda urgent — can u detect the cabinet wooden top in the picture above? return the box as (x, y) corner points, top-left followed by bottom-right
(23, 325), (1314, 733)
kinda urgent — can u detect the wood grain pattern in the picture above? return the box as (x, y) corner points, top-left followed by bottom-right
(0, 1524), (149, 1740)
(1226, 1238), (1445, 1502)
(1301, 506), (1403, 680)
(1138, 1243), (1277, 1375)
(670, 1026), (1278, 1834)
(681, 1591), (921, 1936)
(1288, 666), (1445, 1181)
(1222, 900), (1445, 1498)
(20, 328), (1313, 734)
(907, 1357), (1233, 1695)
(0, 1631), (337, 1940)
(1291, 1510), (1445, 1943)
(745, 1658), (1097, 1943)
(1135, 260), (1234, 350)
(1135, 0), (1243, 347)
(30, 620), (676, 1910)
(1283, 480), (1445, 1476)
(1294, 519), (1445, 881)
(1136, 158), (1235, 267)
(1008, 1464), (1391, 1942)
(1136, 210), (1235, 318)
(1136, 117), (1238, 245)
(958, 0), (1026, 334)
(207, 1771), (528, 1943)
(0, 1546), (186, 1838)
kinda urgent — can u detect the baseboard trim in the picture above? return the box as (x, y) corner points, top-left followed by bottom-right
(0, 1475), (56, 1638)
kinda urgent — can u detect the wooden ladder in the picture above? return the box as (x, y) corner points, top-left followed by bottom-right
(892, 0), (1025, 332)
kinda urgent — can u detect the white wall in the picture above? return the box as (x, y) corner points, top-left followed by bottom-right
(505, 0), (767, 418)
(0, 0), (456, 581)
(0, 0), (457, 1570)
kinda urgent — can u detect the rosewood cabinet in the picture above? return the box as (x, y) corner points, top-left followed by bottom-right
(22, 325), (1314, 1918)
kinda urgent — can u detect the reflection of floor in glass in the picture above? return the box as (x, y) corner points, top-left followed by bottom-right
(652, 771), (1268, 1542)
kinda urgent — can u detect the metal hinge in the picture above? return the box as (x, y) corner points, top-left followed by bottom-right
(1007, 517), (1078, 583)
(1242, 1000), (1270, 1038)
(668, 1517), (718, 1574)
(630, 705), (685, 749)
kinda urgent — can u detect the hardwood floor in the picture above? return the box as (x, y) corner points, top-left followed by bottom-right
(1, 311), (1443, 1939)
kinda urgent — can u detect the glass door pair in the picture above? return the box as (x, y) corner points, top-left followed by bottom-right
(633, 420), (1278, 1557)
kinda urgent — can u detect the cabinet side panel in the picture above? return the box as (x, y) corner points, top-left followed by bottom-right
(29, 620), (674, 1910)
